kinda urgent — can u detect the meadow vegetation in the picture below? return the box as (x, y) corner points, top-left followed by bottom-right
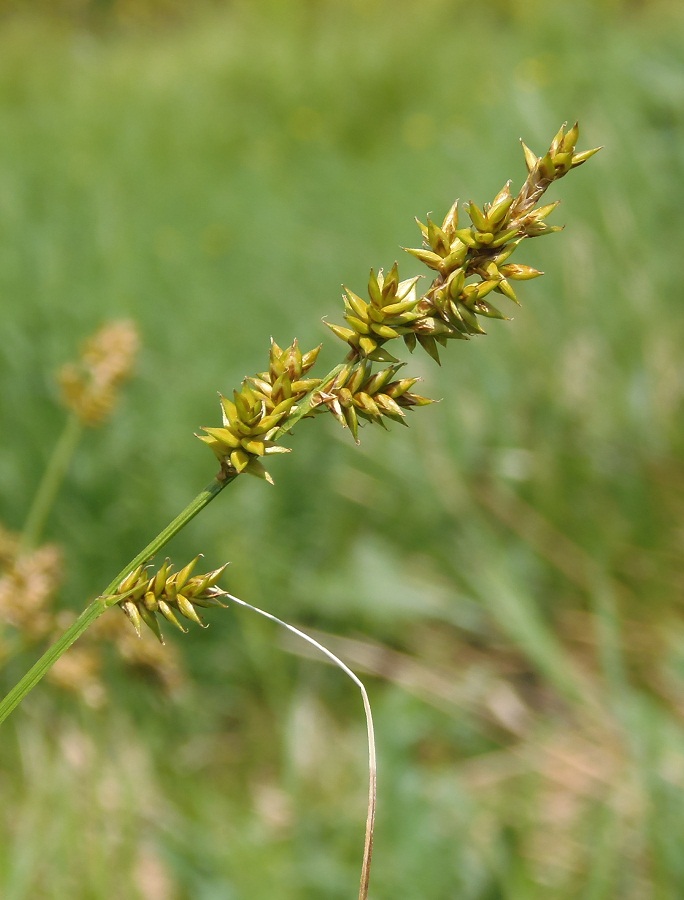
(2, 1), (684, 896)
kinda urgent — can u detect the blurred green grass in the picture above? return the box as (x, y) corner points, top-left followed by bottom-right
(3, 0), (684, 896)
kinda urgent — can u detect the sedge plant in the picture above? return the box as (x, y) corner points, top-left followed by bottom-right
(0, 123), (599, 898)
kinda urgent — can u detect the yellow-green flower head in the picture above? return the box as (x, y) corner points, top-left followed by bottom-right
(247, 338), (322, 408)
(197, 383), (293, 484)
(325, 263), (422, 362)
(314, 359), (434, 442)
(197, 339), (323, 484)
(116, 557), (229, 643)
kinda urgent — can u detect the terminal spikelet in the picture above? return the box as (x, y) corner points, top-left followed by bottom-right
(397, 122), (600, 362)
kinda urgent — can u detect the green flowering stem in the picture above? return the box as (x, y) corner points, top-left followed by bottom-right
(20, 413), (83, 552)
(2, 124), (598, 725)
(0, 475), (231, 725)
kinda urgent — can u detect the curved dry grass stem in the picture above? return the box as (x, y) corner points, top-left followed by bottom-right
(226, 593), (376, 900)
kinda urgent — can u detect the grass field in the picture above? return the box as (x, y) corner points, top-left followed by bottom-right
(2, 1), (684, 896)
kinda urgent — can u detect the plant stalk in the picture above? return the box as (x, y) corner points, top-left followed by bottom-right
(0, 474), (232, 725)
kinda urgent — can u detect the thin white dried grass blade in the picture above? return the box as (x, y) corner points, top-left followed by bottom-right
(225, 592), (376, 900)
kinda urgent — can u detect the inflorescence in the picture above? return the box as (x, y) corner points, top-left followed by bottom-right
(195, 123), (599, 486)
(118, 123), (598, 640)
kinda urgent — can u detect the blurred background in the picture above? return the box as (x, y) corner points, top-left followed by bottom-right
(1, 0), (684, 896)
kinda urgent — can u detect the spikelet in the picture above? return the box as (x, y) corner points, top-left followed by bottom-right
(324, 264), (422, 362)
(313, 359), (434, 443)
(114, 557), (230, 644)
(197, 339), (321, 483)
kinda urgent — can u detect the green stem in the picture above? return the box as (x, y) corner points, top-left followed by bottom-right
(0, 474), (233, 726)
(98, 474), (235, 609)
(0, 598), (104, 724)
(21, 413), (83, 551)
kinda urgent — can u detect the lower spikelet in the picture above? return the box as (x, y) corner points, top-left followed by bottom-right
(114, 557), (230, 644)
